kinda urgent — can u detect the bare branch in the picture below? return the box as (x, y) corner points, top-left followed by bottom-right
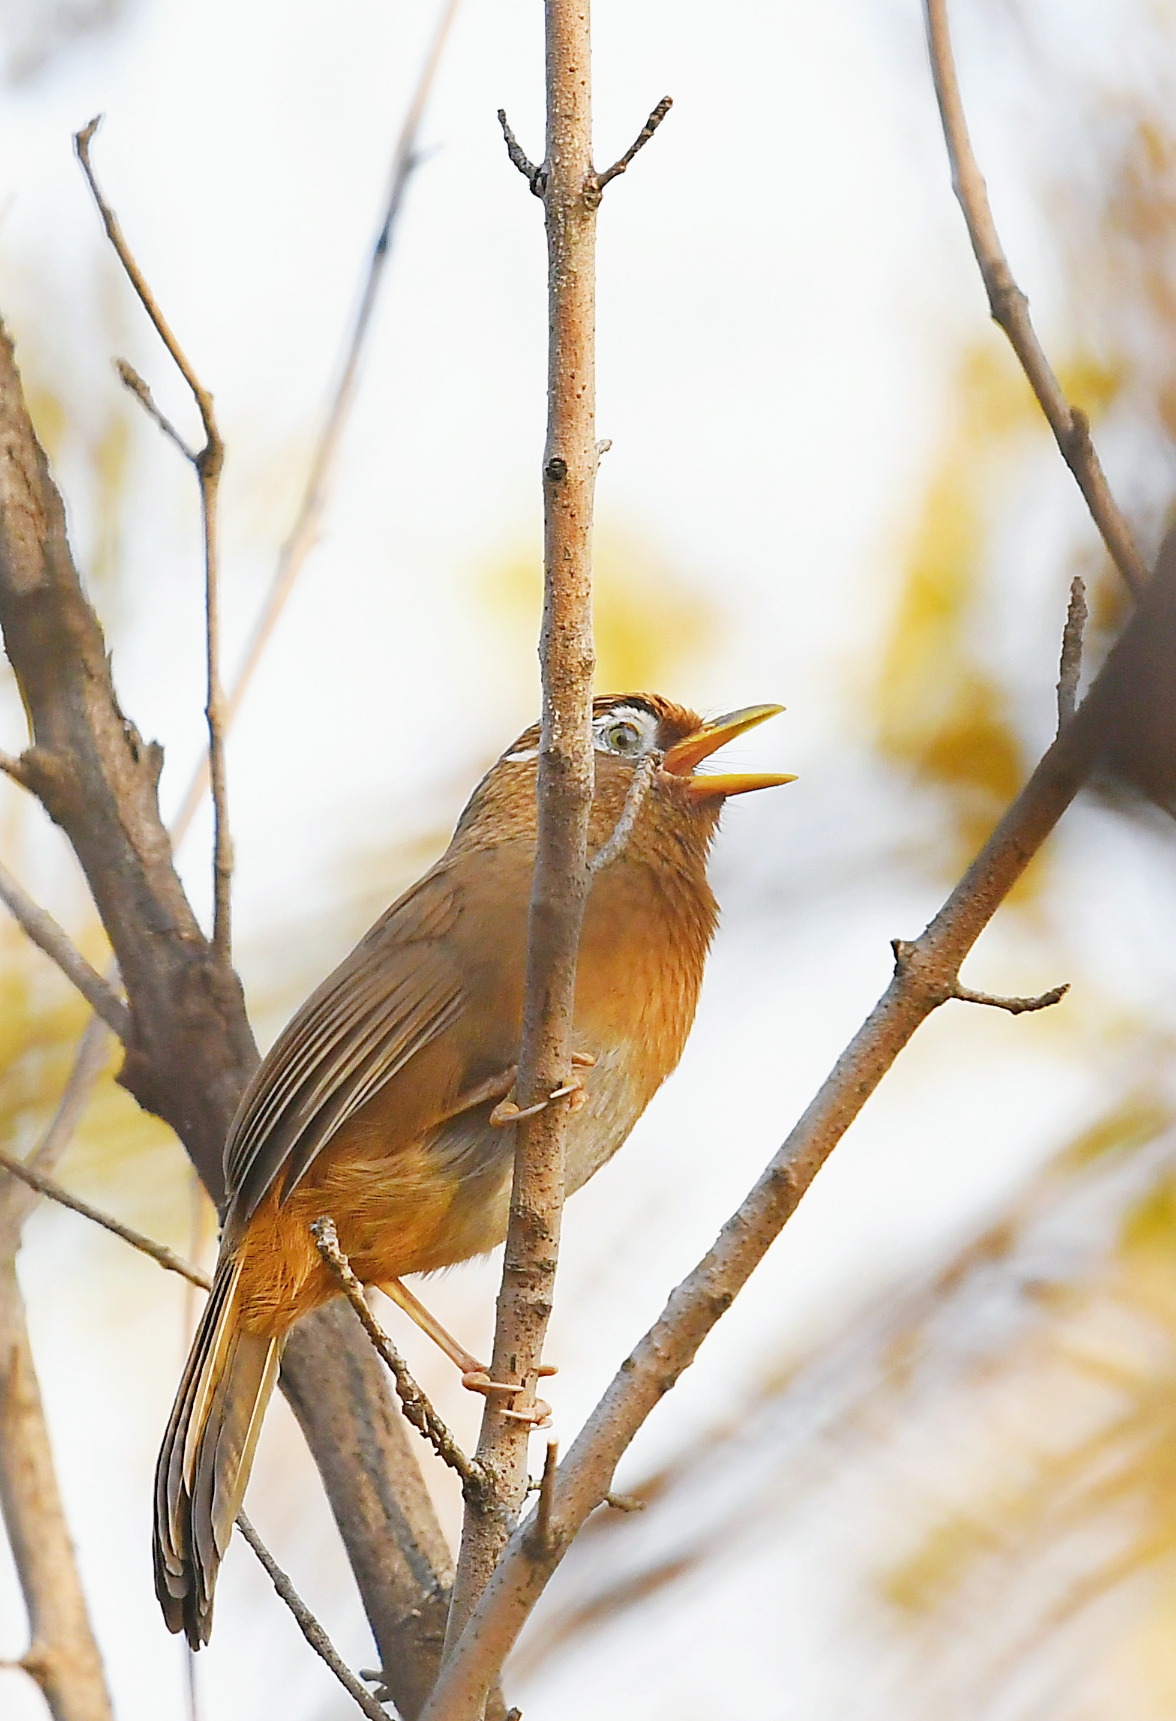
(74, 118), (214, 443)
(592, 96), (673, 197)
(602, 1491), (644, 1513)
(0, 859), (128, 1040)
(445, 0), (599, 1655)
(115, 358), (196, 461)
(951, 981), (1069, 1014)
(0, 1260), (114, 1721)
(75, 117), (233, 960)
(922, 0), (1148, 598)
(1057, 576), (1088, 727)
(496, 110), (545, 196)
(891, 939), (1069, 1015)
(311, 1217), (490, 1504)
(234, 1511), (396, 1721)
(0, 1145), (210, 1289)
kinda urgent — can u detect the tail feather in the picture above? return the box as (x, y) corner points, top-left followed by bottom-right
(154, 1256), (283, 1647)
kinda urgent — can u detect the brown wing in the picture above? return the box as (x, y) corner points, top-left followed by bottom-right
(221, 863), (466, 1249)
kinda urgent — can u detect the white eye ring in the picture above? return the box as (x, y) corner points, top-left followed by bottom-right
(593, 706), (658, 759)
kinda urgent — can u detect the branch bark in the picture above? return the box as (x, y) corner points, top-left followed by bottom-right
(444, 0), (598, 1655)
(0, 1259), (113, 1721)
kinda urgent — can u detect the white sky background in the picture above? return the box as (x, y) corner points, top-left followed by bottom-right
(1, 0), (1175, 1717)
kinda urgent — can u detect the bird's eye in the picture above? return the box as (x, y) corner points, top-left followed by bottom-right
(603, 719), (643, 755)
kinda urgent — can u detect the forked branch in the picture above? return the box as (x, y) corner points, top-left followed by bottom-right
(75, 116), (233, 960)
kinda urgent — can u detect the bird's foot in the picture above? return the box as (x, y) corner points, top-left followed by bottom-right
(489, 1052), (595, 1128)
(460, 1369), (555, 1427)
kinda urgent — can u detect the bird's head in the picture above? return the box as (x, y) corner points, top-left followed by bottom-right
(453, 693), (794, 861)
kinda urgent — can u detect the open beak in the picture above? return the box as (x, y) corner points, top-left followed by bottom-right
(661, 704), (797, 802)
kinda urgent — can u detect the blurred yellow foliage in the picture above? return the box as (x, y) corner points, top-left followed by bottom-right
(479, 525), (720, 700)
(877, 343), (1122, 871)
(0, 908), (187, 1247)
(873, 1094), (1176, 1714)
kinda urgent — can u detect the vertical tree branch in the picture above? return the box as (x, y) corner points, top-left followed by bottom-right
(444, 0), (598, 1663)
(0, 1259), (113, 1721)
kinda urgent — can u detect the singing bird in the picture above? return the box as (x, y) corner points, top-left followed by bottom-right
(154, 693), (793, 1646)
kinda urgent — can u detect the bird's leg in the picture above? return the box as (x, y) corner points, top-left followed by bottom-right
(376, 1276), (556, 1425)
(434, 1065), (518, 1127)
(489, 1050), (595, 1128)
(377, 1276), (486, 1375)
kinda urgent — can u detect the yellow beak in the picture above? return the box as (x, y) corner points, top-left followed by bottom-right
(661, 704), (797, 802)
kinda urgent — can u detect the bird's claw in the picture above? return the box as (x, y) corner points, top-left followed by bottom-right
(501, 1400), (553, 1427)
(489, 1056), (593, 1128)
(460, 1370), (554, 1426)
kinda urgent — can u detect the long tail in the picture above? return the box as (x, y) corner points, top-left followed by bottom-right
(153, 1255), (283, 1648)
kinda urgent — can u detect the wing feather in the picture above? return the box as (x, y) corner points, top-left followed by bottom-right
(222, 866), (466, 1242)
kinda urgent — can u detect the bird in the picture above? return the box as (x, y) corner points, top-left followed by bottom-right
(153, 692), (794, 1648)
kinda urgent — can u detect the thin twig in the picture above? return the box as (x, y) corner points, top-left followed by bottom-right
(951, 981), (1069, 1014)
(75, 117), (233, 960)
(1057, 576), (1088, 727)
(311, 1218), (491, 1505)
(588, 753), (658, 877)
(116, 359), (196, 460)
(592, 96), (673, 197)
(525, 1441), (559, 1557)
(169, 0), (462, 849)
(923, 0), (1148, 598)
(0, 859), (129, 1041)
(75, 119), (214, 431)
(0, 1146), (210, 1289)
(0, 1015), (111, 1259)
(602, 1492), (644, 1513)
(0, 1262), (114, 1719)
(497, 110), (545, 196)
(891, 941), (1069, 1015)
(235, 1511), (397, 1721)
